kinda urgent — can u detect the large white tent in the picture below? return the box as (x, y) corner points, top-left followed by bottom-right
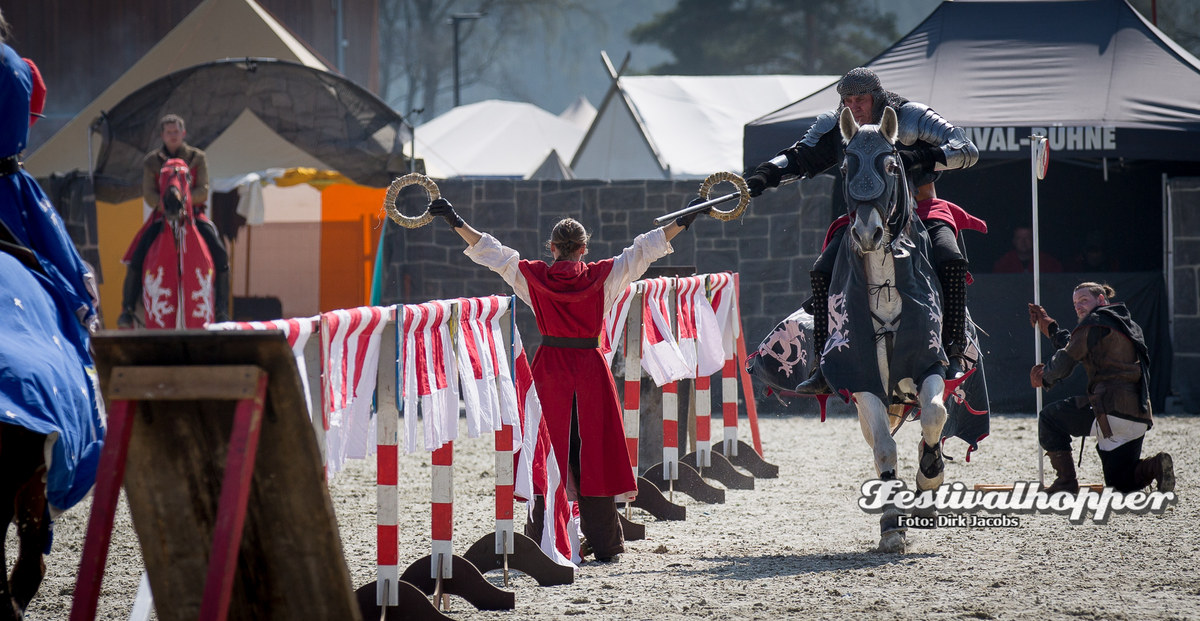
(414, 100), (587, 179)
(571, 74), (837, 180)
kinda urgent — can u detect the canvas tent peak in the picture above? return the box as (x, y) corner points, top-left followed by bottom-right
(572, 51), (836, 180)
(413, 99), (585, 179)
(26, 0), (329, 179)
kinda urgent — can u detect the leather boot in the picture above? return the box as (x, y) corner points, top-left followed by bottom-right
(1133, 452), (1174, 492)
(214, 269), (231, 322)
(1043, 450), (1079, 494)
(118, 264), (142, 329)
(938, 259), (969, 379)
(796, 271), (832, 395)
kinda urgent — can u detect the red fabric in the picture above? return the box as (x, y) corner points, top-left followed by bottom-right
(518, 258), (636, 498)
(823, 198), (987, 251)
(136, 159), (215, 328)
(23, 58), (45, 126)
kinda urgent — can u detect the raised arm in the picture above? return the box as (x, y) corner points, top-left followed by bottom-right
(430, 198), (531, 306)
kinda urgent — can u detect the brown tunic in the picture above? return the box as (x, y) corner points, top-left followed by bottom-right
(1041, 304), (1151, 434)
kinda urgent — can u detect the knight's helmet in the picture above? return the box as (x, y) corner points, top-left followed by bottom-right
(157, 158), (192, 223)
(836, 67), (889, 124)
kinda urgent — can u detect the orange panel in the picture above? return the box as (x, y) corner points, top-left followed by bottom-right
(319, 185), (387, 311)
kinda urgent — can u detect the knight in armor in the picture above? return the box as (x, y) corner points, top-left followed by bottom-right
(744, 67), (980, 393)
(118, 114), (228, 327)
(1029, 282), (1173, 494)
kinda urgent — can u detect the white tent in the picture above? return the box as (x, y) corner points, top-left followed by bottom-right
(25, 0), (330, 179)
(559, 96), (597, 129)
(570, 74), (837, 180)
(414, 100), (586, 179)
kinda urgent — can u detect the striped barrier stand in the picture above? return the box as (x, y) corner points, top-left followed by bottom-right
(462, 298), (574, 585)
(713, 273), (779, 478)
(619, 283), (687, 522)
(677, 275), (754, 491)
(640, 277), (725, 505)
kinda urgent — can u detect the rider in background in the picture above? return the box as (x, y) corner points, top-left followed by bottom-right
(119, 114), (229, 326)
(744, 67), (980, 392)
(1029, 282), (1173, 494)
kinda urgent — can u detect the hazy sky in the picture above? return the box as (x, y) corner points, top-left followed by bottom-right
(455, 0), (942, 118)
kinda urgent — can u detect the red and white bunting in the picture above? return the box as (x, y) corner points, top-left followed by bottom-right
(640, 277), (689, 386)
(677, 275), (726, 378)
(708, 272), (742, 455)
(512, 330), (576, 567)
(399, 300), (460, 453)
(320, 306), (388, 473)
(207, 316), (318, 418)
(620, 283), (644, 492)
(601, 283), (636, 366)
(454, 296), (518, 438)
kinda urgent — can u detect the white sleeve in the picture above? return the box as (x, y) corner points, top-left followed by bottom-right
(463, 233), (533, 308)
(604, 227), (673, 312)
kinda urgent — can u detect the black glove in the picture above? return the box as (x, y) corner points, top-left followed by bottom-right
(898, 145), (940, 177)
(743, 161), (785, 197)
(675, 196), (710, 230)
(428, 198), (464, 229)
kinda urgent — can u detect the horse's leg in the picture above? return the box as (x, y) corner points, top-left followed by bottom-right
(10, 464), (48, 614)
(855, 392), (905, 553)
(912, 374), (949, 522)
(0, 431), (23, 621)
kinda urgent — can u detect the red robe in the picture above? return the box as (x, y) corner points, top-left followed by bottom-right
(518, 258), (636, 498)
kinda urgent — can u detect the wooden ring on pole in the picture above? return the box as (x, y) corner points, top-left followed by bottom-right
(698, 171), (751, 221)
(384, 173), (441, 229)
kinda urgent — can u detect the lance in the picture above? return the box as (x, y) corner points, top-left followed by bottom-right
(653, 172), (800, 226)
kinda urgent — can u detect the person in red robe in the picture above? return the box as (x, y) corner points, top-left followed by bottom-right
(428, 197), (704, 563)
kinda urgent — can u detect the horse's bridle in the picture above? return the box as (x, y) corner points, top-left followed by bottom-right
(842, 135), (911, 250)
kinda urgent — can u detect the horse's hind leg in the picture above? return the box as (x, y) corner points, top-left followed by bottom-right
(10, 465), (48, 614)
(855, 393), (905, 552)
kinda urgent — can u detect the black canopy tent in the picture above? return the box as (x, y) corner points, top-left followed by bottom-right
(90, 58), (411, 204)
(742, 0), (1200, 412)
(744, 0), (1200, 166)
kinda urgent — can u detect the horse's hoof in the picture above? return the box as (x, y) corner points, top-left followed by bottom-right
(916, 440), (945, 490)
(877, 531), (907, 554)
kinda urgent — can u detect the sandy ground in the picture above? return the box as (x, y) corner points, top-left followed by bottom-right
(10, 411), (1199, 620)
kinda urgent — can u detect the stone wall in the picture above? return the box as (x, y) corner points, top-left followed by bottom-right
(376, 177), (835, 414)
(1170, 177), (1200, 411)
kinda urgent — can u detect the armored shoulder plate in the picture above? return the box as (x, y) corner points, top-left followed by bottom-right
(800, 110), (840, 148)
(895, 102), (978, 170)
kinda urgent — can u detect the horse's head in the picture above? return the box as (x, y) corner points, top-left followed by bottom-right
(157, 158), (193, 225)
(839, 106), (909, 254)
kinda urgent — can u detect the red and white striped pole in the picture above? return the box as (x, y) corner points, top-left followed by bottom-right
(680, 276), (711, 469)
(654, 279), (680, 491)
(494, 424), (515, 557)
(431, 442), (454, 580)
(620, 283), (644, 511)
(715, 273), (741, 457)
(376, 308), (400, 606)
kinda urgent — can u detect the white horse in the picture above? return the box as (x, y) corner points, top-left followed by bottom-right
(836, 106), (948, 553)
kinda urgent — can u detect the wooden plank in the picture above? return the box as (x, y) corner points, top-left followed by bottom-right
(108, 365), (265, 401)
(90, 330), (362, 621)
